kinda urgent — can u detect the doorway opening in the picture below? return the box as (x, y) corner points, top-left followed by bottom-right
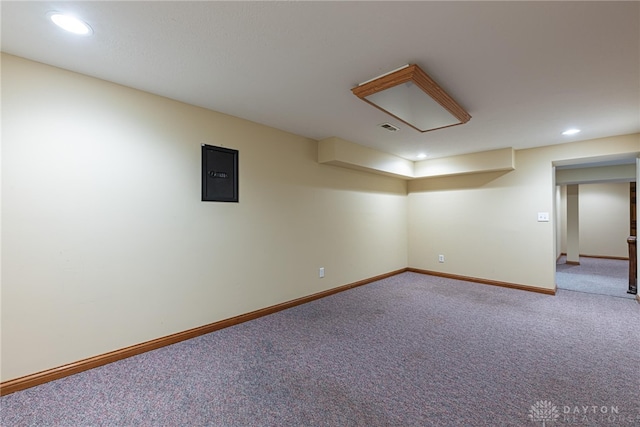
(554, 157), (637, 299)
(556, 255), (633, 299)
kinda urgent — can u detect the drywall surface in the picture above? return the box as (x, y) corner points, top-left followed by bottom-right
(318, 136), (414, 178)
(579, 182), (630, 258)
(408, 134), (639, 290)
(413, 148), (514, 178)
(556, 164), (635, 185)
(1, 54), (408, 381)
(559, 182), (631, 258)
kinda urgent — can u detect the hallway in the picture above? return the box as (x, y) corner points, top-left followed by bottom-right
(556, 256), (635, 299)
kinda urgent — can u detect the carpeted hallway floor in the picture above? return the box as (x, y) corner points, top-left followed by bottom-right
(556, 255), (635, 299)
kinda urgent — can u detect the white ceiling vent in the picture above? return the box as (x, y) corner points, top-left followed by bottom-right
(379, 122), (400, 132)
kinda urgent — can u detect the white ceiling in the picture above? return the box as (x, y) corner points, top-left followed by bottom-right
(2, 1), (639, 160)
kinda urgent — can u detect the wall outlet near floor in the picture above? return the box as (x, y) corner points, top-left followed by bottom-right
(438, 255), (445, 263)
(319, 267), (325, 278)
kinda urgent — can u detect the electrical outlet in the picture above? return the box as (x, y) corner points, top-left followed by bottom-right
(438, 255), (445, 263)
(319, 267), (325, 278)
(537, 212), (550, 222)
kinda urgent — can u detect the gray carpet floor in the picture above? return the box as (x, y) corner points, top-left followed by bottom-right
(556, 255), (635, 299)
(2, 272), (639, 426)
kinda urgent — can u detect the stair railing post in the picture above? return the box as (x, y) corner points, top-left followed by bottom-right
(628, 236), (637, 294)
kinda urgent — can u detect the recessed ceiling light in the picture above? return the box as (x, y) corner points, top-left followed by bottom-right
(49, 12), (93, 36)
(562, 128), (581, 136)
(416, 153), (427, 159)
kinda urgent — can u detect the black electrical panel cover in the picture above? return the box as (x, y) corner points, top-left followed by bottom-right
(201, 144), (238, 202)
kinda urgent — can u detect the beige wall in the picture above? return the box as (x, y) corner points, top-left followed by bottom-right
(555, 184), (564, 260)
(408, 135), (639, 290)
(2, 53), (639, 384)
(1, 54), (408, 381)
(556, 164), (636, 185)
(559, 182), (631, 258)
(580, 182), (630, 258)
